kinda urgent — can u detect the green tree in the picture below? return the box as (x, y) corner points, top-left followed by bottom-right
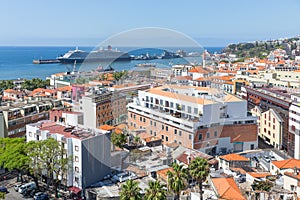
(26, 140), (44, 188)
(21, 78), (50, 90)
(0, 192), (5, 199)
(111, 132), (127, 148)
(189, 158), (210, 200)
(167, 163), (188, 200)
(0, 80), (14, 92)
(251, 180), (273, 192)
(145, 180), (167, 200)
(119, 180), (142, 200)
(0, 138), (29, 183)
(27, 138), (70, 196)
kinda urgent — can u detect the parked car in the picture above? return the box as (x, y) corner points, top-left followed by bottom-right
(19, 182), (36, 194)
(14, 184), (22, 192)
(23, 187), (35, 198)
(263, 155), (270, 162)
(0, 186), (7, 193)
(34, 192), (49, 200)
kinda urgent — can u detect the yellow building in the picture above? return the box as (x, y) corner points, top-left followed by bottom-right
(251, 106), (284, 149)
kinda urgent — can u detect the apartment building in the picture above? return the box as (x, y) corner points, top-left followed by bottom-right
(26, 119), (111, 189)
(127, 85), (258, 155)
(251, 106), (284, 149)
(0, 99), (63, 138)
(245, 86), (293, 156)
(289, 94), (300, 159)
(78, 88), (126, 128)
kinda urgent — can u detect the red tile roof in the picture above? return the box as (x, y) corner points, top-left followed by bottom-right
(99, 124), (115, 131)
(272, 159), (300, 169)
(247, 172), (271, 178)
(211, 177), (246, 200)
(219, 154), (249, 161)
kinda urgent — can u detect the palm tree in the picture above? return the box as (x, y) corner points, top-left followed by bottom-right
(145, 180), (167, 200)
(189, 157), (210, 200)
(167, 163), (188, 200)
(119, 180), (142, 200)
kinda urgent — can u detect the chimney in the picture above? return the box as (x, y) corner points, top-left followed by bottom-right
(294, 166), (298, 175)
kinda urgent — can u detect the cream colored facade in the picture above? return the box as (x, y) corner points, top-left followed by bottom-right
(251, 106), (283, 149)
(236, 70), (300, 89)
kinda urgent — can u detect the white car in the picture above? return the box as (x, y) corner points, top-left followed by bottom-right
(14, 184), (22, 192)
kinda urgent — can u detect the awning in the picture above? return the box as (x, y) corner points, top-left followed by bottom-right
(69, 186), (81, 195)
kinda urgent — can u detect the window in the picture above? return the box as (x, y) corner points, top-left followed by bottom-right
(250, 144), (254, 150)
(75, 145), (79, 152)
(75, 176), (79, 183)
(214, 131), (217, 137)
(143, 118), (146, 123)
(154, 132), (156, 136)
(150, 121), (152, 125)
(29, 132), (32, 137)
(194, 108), (198, 114)
(162, 125), (164, 130)
(154, 122), (156, 127)
(189, 135), (192, 140)
(179, 131), (182, 136)
(150, 130), (153, 135)
(198, 134), (202, 140)
(140, 117), (142, 122)
(174, 129), (177, 135)
(187, 106), (191, 113)
(182, 105), (185, 111)
(166, 136), (168, 142)
(166, 126), (168, 131)
(75, 156), (79, 162)
(162, 135), (164, 140)
(206, 132), (210, 138)
(75, 167), (79, 173)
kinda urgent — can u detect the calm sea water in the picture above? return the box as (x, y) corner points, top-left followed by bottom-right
(0, 46), (223, 80)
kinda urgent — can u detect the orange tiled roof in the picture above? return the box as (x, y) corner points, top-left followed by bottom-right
(284, 172), (300, 181)
(144, 136), (161, 143)
(247, 172), (271, 178)
(211, 177), (246, 200)
(230, 168), (247, 175)
(99, 124), (115, 131)
(219, 153), (249, 161)
(157, 167), (173, 181)
(57, 86), (72, 92)
(147, 87), (214, 105)
(272, 159), (300, 169)
(188, 67), (210, 74)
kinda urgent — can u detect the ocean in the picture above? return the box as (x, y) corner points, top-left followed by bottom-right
(0, 46), (223, 80)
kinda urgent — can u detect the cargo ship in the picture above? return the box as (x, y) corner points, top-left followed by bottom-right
(57, 45), (131, 63)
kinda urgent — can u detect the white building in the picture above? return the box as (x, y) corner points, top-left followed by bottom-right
(289, 94), (300, 159)
(128, 85), (258, 155)
(270, 159), (300, 175)
(26, 120), (111, 189)
(283, 170), (300, 197)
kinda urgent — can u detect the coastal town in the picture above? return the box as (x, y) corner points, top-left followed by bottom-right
(0, 35), (300, 200)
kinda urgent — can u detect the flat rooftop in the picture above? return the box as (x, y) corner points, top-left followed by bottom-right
(145, 85), (243, 105)
(31, 120), (105, 140)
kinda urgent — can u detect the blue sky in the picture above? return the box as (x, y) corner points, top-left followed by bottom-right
(1, 0), (300, 46)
